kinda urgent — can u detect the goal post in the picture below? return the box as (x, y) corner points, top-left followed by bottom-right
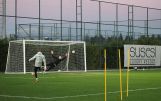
(5, 40), (87, 74)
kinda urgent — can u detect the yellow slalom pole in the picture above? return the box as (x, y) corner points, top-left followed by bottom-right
(118, 49), (123, 100)
(127, 49), (130, 97)
(104, 49), (107, 101)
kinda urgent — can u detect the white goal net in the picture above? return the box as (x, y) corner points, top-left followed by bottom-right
(6, 40), (87, 74)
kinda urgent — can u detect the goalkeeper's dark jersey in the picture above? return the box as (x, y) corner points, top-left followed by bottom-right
(50, 54), (67, 66)
(46, 54), (67, 71)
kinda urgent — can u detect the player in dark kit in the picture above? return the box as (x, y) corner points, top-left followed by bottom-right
(45, 50), (68, 71)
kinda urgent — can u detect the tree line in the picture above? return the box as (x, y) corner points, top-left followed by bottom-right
(0, 34), (161, 72)
(85, 34), (161, 70)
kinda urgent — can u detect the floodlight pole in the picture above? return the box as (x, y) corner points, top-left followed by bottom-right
(76, 0), (83, 41)
(160, 10), (161, 36)
(29, 24), (31, 39)
(99, 1), (101, 38)
(116, 3), (119, 70)
(2, 0), (6, 38)
(38, 0), (41, 40)
(76, 0), (78, 40)
(147, 8), (149, 44)
(81, 0), (83, 41)
(98, 1), (102, 69)
(128, 5), (134, 43)
(60, 0), (63, 40)
(51, 26), (53, 40)
(15, 0), (17, 39)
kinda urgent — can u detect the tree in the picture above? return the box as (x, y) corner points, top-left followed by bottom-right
(0, 38), (9, 72)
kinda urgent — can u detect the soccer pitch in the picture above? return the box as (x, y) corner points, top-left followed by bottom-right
(0, 70), (161, 101)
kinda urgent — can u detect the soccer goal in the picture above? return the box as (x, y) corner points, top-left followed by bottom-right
(5, 40), (87, 74)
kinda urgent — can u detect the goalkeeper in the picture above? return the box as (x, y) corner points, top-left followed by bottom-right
(29, 51), (46, 81)
(45, 50), (68, 71)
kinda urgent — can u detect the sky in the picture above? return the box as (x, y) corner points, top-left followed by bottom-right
(102, 0), (161, 8)
(7, 0), (161, 15)
(6, 0), (161, 18)
(5, 0), (161, 35)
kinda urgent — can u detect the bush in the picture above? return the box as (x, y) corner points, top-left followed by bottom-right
(0, 39), (9, 72)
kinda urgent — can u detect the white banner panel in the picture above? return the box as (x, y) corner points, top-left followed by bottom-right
(124, 45), (161, 67)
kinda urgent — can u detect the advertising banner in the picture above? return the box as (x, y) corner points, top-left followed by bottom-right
(124, 45), (161, 67)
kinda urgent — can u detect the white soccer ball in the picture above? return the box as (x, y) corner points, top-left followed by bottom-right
(72, 50), (75, 54)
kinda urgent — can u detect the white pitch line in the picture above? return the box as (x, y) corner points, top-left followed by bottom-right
(0, 87), (161, 100)
(0, 93), (104, 100)
(108, 87), (161, 94)
(2, 77), (56, 79)
(2, 77), (33, 79)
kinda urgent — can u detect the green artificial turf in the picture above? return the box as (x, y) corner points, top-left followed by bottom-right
(0, 70), (161, 101)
